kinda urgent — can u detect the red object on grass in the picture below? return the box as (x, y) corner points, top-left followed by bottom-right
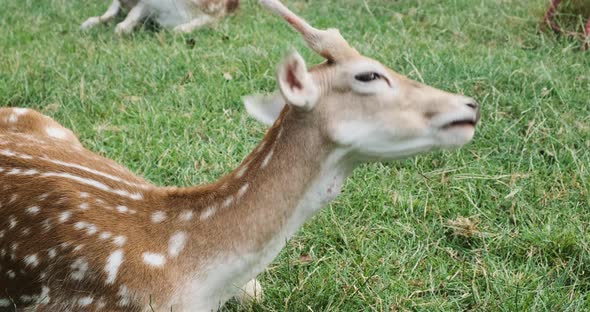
(585, 16), (590, 50)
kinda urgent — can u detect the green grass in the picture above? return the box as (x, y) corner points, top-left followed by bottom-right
(1, 0), (589, 310)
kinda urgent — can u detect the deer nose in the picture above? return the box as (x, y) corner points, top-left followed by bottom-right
(465, 100), (481, 123)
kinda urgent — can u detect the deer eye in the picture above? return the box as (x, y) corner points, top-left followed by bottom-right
(354, 72), (381, 82)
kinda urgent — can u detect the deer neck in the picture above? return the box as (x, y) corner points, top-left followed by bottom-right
(170, 107), (354, 265)
(228, 113), (353, 248)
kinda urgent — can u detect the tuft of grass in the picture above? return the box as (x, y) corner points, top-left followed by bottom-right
(446, 216), (481, 239)
(1, 0), (589, 310)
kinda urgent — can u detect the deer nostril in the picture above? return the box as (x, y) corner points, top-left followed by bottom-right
(466, 102), (478, 110)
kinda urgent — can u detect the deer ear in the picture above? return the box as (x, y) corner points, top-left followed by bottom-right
(243, 92), (286, 126)
(277, 50), (319, 111)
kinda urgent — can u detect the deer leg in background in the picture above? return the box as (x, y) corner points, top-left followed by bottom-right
(583, 16), (590, 51)
(173, 15), (216, 33)
(80, 0), (121, 30)
(544, 0), (562, 33)
(114, 2), (148, 35)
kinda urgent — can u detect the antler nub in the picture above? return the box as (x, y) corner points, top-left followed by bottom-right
(259, 0), (358, 62)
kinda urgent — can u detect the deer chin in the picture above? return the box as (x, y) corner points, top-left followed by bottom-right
(342, 138), (438, 162)
(435, 125), (476, 148)
(429, 111), (478, 148)
(330, 120), (435, 160)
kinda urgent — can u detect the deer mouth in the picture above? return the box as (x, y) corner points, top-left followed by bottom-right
(441, 119), (476, 129)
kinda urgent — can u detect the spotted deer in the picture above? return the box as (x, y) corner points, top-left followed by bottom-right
(80, 0), (240, 34)
(1, 0), (480, 310)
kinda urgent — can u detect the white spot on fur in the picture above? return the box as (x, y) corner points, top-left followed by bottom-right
(20, 295), (36, 303)
(86, 224), (98, 235)
(13, 108), (29, 115)
(105, 249), (124, 285)
(116, 205), (129, 213)
(178, 210), (194, 222)
(7, 168), (22, 175)
(151, 211), (167, 223)
(41, 157), (149, 190)
(58, 211), (71, 223)
(23, 254), (39, 267)
(237, 183), (249, 199)
(48, 248), (57, 259)
(200, 206), (216, 220)
(40, 172), (143, 200)
(39, 286), (50, 304)
(256, 140), (267, 153)
(6, 270), (15, 279)
(142, 252), (166, 267)
(0, 149), (32, 160)
(10, 243), (18, 260)
(74, 221), (88, 230)
(222, 196), (234, 208)
(26, 206), (40, 215)
(41, 219), (52, 232)
(0, 299), (10, 307)
(113, 235), (127, 247)
(235, 165), (248, 178)
(79, 202), (90, 210)
(80, 192), (89, 198)
(23, 169), (38, 175)
(261, 149), (274, 168)
(45, 127), (68, 139)
(78, 296), (93, 306)
(70, 258), (89, 280)
(277, 127), (284, 139)
(117, 285), (130, 306)
(168, 232), (187, 258)
(99, 232), (112, 240)
(96, 298), (106, 309)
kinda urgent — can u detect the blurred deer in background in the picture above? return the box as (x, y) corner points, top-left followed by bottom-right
(80, 0), (239, 34)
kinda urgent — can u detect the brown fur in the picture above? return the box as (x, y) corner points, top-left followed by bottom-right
(198, 0), (240, 16)
(0, 106), (326, 311)
(225, 0), (239, 13)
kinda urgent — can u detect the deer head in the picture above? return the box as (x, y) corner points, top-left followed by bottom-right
(247, 0), (480, 161)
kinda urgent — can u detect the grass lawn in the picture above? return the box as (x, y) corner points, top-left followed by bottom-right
(1, 0), (589, 310)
